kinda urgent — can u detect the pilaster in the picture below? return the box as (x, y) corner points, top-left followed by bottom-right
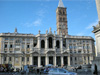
(38, 56), (41, 67)
(68, 56), (70, 66)
(46, 55), (48, 65)
(30, 55), (33, 65)
(45, 37), (48, 49)
(61, 56), (63, 66)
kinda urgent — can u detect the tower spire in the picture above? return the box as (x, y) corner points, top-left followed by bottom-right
(58, 0), (64, 7)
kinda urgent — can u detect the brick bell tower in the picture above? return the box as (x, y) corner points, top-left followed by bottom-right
(56, 0), (68, 36)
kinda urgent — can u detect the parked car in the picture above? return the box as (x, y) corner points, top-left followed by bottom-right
(48, 68), (77, 75)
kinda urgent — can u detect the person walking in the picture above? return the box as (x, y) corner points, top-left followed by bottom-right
(93, 64), (98, 75)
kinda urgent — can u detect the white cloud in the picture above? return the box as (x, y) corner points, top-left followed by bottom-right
(76, 32), (85, 36)
(22, 19), (41, 27)
(33, 19), (42, 26)
(37, 9), (46, 17)
(86, 19), (98, 29)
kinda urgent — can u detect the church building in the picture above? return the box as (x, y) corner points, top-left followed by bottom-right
(0, 0), (95, 68)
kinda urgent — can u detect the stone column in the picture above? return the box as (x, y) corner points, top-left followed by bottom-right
(38, 36), (41, 49)
(20, 38), (22, 52)
(45, 37), (48, 49)
(53, 37), (56, 49)
(72, 57), (75, 65)
(68, 56), (70, 66)
(25, 39), (27, 53)
(8, 39), (10, 53)
(86, 56), (88, 64)
(54, 56), (56, 66)
(25, 56), (27, 65)
(7, 56), (9, 64)
(12, 57), (15, 66)
(60, 38), (63, 52)
(13, 38), (15, 53)
(46, 55), (48, 65)
(1, 56), (4, 64)
(20, 57), (22, 68)
(89, 56), (93, 64)
(61, 56), (63, 66)
(30, 56), (33, 65)
(38, 56), (41, 67)
(82, 56), (84, 64)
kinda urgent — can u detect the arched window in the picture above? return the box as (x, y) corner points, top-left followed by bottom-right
(63, 11), (65, 15)
(41, 40), (45, 48)
(48, 37), (53, 48)
(56, 40), (60, 48)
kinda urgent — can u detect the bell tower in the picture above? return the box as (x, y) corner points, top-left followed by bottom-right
(56, 0), (68, 36)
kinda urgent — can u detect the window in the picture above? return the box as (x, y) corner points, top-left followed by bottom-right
(63, 11), (65, 15)
(59, 17), (62, 21)
(9, 57), (12, 61)
(4, 57), (6, 61)
(69, 45), (72, 49)
(5, 51), (7, 53)
(15, 40), (20, 43)
(73, 40), (76, 42)
(56, 40), (60, 48)
(27, 38), (30, 41)
(78, 51), (81, 53)
(48, 37), (53, 48)
(22, 44), (25, 49)
(88, 57), (89, 61)
(22, 57), (24, 61)
(63, 18), (65, 21)
(27, 45), (30, 48)
(59, 10), (62, 14)
(75, 57), (77, 61)
(69, 40), (71, 42)
(10, 51), (12, 53)
(41, 40), (45, 48)
(70, 57), (72, 61)
(5, 38), (8, 40)
(27, 57), (29, 61)
(10, 38), (13, 41)
(4, 44), (7, 48)
(63, 39), (66, 47)
(10, 44), (13, 48)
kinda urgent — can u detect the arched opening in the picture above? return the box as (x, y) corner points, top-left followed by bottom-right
(41, 40), (45, 48)
(48, 37), (53, 48)
(56, 40), (60, 48)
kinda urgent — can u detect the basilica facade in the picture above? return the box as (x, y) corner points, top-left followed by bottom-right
(0, 0), (95, 68)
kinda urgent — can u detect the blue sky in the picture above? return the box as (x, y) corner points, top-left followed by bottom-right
(0, 0), (98, 39)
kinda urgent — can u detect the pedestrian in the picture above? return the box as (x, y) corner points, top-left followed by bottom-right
(93, 64), (98, 75)
(26, 67), (29, 75)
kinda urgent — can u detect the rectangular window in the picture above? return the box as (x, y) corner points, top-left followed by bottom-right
(4, 44), (7, 48)
(27, 45), (30, 48)
(5, 38), (8, 40)
(75, 57), (77, 61)
(70, 57), (72, 61)
(22, 57), (24, 61)
(10, 44), (13, 48)
(27, 57), (29, 61)
(22, 44), (25, 49)
(4, 57), (6, 61)
(9, 57), (12, 61)
(78, 51), (81, 53)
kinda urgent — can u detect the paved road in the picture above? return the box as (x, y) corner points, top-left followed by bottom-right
(0, 71), (100, 75)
